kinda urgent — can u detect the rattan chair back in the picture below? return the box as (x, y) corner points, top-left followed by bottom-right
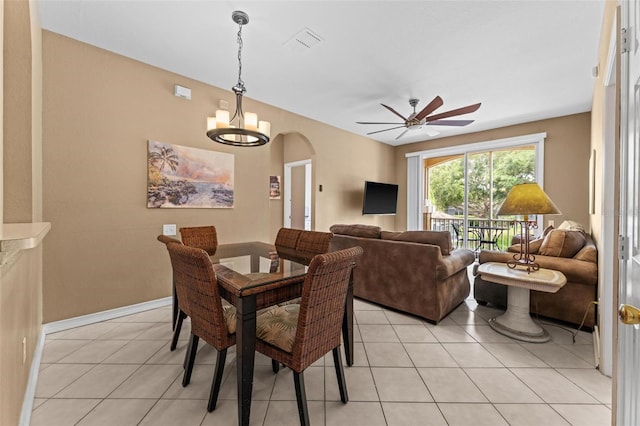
(293, 246), (361, 370)
(275, 228), (333, 265)
(274, 227), (302, 259)
(157, 235), (188, 350)
(157, 235), (182, 245)
(166, 243), (235, 351)
(179, 226), (218, 256)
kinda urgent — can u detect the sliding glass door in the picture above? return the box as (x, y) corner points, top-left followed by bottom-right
(409, 133), (545, 250)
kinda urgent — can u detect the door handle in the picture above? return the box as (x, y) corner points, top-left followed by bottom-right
(619, 304), (640, 325)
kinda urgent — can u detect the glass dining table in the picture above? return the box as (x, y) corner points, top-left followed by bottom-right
(210, 242), (355, 426)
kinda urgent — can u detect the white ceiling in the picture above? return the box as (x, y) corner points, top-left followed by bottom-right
(39, 0), (605, 146)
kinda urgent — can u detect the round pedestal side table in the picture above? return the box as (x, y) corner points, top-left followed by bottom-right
(477, 262), (567, 343)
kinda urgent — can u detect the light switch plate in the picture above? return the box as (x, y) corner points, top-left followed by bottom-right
(163, 224), (177, 236)
(548, 220), (555, 227)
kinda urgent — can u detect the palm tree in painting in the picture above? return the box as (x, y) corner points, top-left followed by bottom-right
(149, 146), (179, 172)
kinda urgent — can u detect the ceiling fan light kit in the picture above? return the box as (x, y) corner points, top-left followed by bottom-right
(357, 96), (481, 140)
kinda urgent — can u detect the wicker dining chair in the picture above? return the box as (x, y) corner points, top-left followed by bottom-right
(295, 230), (333, 263)
(271, 229), (334, 326)
(274, 227), (333, 266)
(274, 227), (303, 261)
(166, 242), (237, 412)
(179, 225), (218, 256)
(255, 246), (363, 426)
(157, 234), (187, 350)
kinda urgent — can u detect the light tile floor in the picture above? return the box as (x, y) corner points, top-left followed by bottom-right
(32, 296), (612, 425)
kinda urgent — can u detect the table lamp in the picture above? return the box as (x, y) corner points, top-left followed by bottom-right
(496, 183), (561, 273)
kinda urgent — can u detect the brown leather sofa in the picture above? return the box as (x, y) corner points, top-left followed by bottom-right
(329, 224), (475, 323)
(474, 228), (598, 328)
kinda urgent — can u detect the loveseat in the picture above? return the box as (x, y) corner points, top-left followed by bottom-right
(474, 223), (598, 328)
(329, 224), (475, 323)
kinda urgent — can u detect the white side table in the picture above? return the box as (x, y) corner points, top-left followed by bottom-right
(477, 262), (567, 343)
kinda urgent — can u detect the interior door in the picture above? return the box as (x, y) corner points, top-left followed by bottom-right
(283, 160), (312, 230)
(617, 1), (640, 424)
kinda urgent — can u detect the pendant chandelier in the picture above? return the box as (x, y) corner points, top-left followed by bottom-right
(206, 11), (270, 147)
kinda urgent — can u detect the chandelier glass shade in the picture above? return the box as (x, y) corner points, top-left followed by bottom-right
(206, 11), (270, 147)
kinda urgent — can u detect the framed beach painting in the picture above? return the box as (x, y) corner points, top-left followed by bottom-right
(147, 140), (234, 208)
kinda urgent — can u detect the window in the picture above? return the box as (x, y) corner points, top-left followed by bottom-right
(406, 133), (546, 250)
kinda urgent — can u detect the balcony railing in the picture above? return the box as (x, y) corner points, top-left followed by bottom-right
(427, 217), (521, 252)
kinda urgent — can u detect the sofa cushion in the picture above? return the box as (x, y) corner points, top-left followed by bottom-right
(384, 230), (452, 255)
(539, 229), (586, 258)
(507, 236), (544, 254)
(380, 230), (402, 239)
(329, 224), (381, 238)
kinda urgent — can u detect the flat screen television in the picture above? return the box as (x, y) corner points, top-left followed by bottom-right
(362, 181), (398, 215)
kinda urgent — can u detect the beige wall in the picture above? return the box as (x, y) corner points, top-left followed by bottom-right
(4, 0), (32, 222)
(1, 1), (44, 424)
(42, 32), (395, 322)
(393, 113), (592, 230)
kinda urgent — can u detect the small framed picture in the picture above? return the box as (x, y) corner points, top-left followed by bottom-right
(270, 175), (281, 199)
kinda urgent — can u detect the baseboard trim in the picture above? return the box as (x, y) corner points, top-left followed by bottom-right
(22, 297), (172, 425)
(19, 331), (46, 426)
(42, 297), (172, 334)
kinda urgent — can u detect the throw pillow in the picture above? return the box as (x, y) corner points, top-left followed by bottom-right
(507, 237), (544, 254)
(557, 220), (586, 233)
(539, 229), (586, 257)
(329, 224), (381, 238)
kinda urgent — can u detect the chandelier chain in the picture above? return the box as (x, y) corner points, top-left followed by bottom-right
(236, 22), (245, 90)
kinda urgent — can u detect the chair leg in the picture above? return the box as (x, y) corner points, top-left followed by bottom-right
(207, 348), (227, 412)
(170, 310), (186, 351)
(293, 371), (310, 426)
(182, 334), (199, 387)
(332, 346), (349, 403)
(272, 359), (280, 374)
(172, 285), (178, 330)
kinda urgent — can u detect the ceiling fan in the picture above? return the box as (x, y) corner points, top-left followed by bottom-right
(357, 96), (481, 140)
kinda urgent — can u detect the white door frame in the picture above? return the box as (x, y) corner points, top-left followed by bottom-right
(599, 20), (618, 378)
(284, 159), (312, 230)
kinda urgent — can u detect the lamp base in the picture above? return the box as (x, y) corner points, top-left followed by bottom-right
(507, 219), (539, 274)
(506, 258), (540, 273)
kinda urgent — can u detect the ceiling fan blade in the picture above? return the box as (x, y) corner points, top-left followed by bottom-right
(425, 102), (481, 122)
(356, 121), (405, 125)
(415, 96), (444, 121)
(427, 119), (475, 126)
(381, 103), (408, 121)
(366, 125), (408, 136)
(395, 129), (410, 140)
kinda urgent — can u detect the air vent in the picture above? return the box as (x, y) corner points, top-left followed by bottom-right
(284, 27), (323, 52)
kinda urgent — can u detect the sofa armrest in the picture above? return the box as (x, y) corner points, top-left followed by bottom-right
(478, 250), (597, 285)
(435, 248), (475, 281)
